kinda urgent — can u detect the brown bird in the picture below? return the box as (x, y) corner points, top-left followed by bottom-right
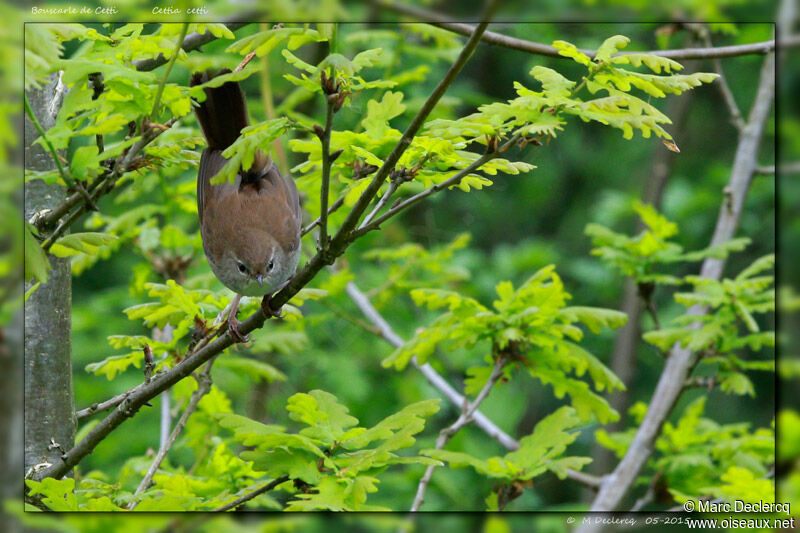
(190, 70), (301, 341)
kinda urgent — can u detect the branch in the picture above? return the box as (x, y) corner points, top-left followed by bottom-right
(130, 357), (216, 507)
(757, 162), (800, 175)
(699, 29), (746, 132)
(359, 179), (399, 230)
(372, 0), (798, 60)
(212, 475), (290, 512)
(344, 281), (600, 489)
(410, 354), (507, 511)
(76, 391), (131, 420)
(581, 49), (775, 520)
(39, 119), (178, 250)
(302, 195), (345, 236)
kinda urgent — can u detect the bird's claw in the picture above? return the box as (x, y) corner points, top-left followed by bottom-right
(261, 297), (284, 319)
(227, 316), (250, 343)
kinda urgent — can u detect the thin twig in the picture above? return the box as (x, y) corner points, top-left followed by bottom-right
(318, 91), (336, 250)
(359, 180), (399, 230)
(630, 471), (663, 512)
(302, 195), (345, 236)
(372, 0), (797, 60)
(129, 357), (216, 507)
(701, 30), (746, 132)
(150, 23), (189, 119)
(76, 391), (132, 420)
(759, 162), (800, 175)
(39, 120), (177, 251)
(645, 300), (661, 330)
(213, 475), (290, 512)
(410, 354), (508, 511)
(236, 51), (257, 72)
(24, 92), (96, 211)
(259, 39), (290, 175)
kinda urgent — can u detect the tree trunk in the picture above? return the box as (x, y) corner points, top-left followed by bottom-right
(23, 73), (75, 477)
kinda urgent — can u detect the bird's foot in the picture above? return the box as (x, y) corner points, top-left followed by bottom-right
(227, 315), (250, 343)
(261, 296), (284, 319)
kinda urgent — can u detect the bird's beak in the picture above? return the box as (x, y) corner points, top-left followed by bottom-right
(256, 274), (264, 287)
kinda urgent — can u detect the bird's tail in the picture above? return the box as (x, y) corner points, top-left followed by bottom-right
(190, 69), (249, 151)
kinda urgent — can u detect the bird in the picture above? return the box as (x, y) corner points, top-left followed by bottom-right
(190, 69), (302, 342)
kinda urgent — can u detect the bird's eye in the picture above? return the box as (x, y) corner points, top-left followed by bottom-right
(268, 260), (274, 271)
(237, 262), (247, 274)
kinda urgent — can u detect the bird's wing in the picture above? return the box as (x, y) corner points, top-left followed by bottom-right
(197, 148), (231, 224)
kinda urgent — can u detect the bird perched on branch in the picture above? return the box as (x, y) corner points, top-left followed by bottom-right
(190, 70), (301, 342)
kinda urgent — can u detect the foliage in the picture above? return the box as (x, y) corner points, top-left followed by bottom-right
(588, 203), (774, 396)
(217, 390), (441, 511)
(424, 35), (717, 148)
(586, 201), (750, 284)
(385, 265), (627, 424)
(425, 406), (591, 510)
(596, 397), (774, 505)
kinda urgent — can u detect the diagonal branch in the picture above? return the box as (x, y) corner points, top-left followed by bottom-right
(581, 48), (775, 521)
(212, 475), (290, 512)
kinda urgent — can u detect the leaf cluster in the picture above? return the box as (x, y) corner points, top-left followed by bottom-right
(385, 265), (627, 424)
(217, 390), (441, 510)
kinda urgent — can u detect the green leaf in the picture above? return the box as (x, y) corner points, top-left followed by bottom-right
(227, 27), (326, 57)
(25, 478), (78, 511)
(718, 372), (755, 397)
(24, 223), (50, 283)
(216, 357), (287, 383)
(287, 390), (359, 444)
(362, 91), (406, 138)
(341, 399), (439, 450)
(85, 351), (142, 380)
(216, 118), (291, 184)
(530, 66), (576, 98)
(49, 232), (118, 258)
(425, 407), (590, 482)
(552, 40), (591, 66)
(594, 35), (631, 62)
(558, 306), (628, 334)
